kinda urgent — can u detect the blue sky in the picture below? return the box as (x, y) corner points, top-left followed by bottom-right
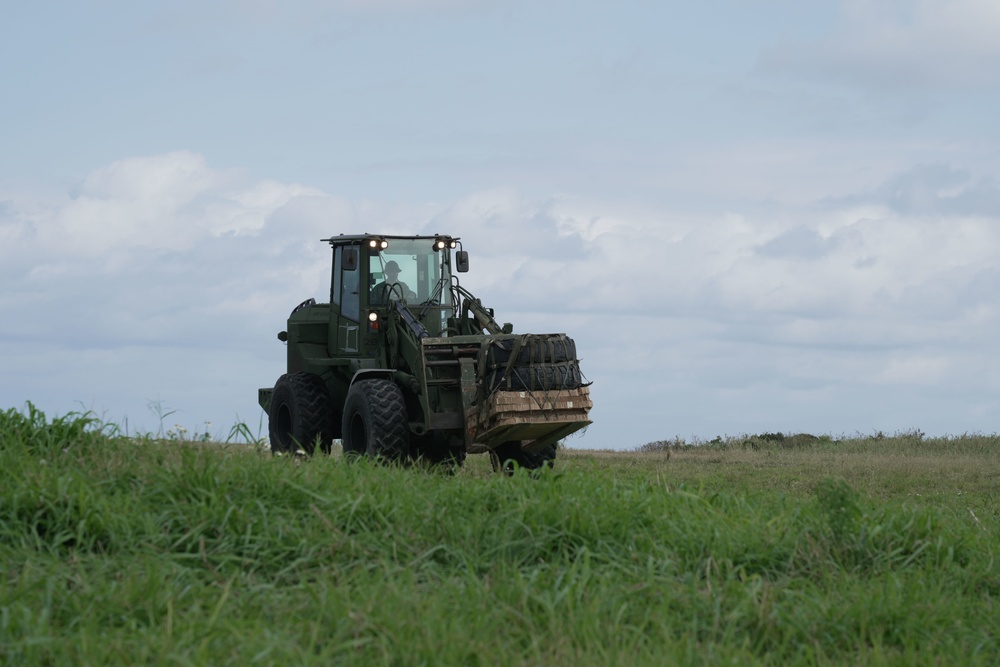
(2, 0), (999, 448)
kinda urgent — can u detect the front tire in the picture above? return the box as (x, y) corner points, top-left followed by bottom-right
(341, 379), (409, 463)
(410, 431), (467, 471)
(492, 440), (556, 475)
(268, 373), (334, 455)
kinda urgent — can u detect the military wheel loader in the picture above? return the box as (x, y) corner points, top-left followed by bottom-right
(258, 234), (591, 471)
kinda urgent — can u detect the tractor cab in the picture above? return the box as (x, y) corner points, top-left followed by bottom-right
(325, 234), (467, 344)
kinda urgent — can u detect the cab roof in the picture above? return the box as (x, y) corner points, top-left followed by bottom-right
(321, 234), (460, 245)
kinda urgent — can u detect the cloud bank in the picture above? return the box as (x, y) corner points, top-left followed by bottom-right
(3, 151), (998, 446)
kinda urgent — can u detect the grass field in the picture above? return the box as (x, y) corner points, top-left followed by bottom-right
(1, 404), (998, 665)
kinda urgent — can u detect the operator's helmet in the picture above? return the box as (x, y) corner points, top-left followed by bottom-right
(384, 260), (401, 276)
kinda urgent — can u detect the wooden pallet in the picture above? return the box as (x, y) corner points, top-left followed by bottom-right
(469, 386), (592, 451)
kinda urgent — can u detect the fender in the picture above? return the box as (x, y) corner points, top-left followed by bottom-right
(349, 368), (395, 387)
(350, 368), (422, 395)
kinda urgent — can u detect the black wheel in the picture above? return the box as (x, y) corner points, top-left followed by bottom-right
(485, 361), (583, 392)
(341, 379), (409, 463)
(410, 431), (467, 471)
(492, 440), (556, 476)
(268, 373), (334, 455)
(484, 335), (577, 367)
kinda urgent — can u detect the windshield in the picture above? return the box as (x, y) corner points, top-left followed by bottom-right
(368, 239), (453, 308)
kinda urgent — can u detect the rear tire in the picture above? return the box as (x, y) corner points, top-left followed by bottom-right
(341, 379), (409, 463)
(492, 440), (556, 475)
(268, 373), (334, 455)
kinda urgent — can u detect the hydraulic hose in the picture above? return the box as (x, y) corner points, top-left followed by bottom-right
(394, 299), (430, 340)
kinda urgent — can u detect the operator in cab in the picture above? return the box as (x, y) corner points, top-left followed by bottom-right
(370, 260), (417, 305)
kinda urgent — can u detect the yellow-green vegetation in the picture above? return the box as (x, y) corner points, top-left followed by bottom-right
(1, 405), (997, 666)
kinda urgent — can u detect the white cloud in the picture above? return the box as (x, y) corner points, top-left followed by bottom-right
(451, 190), (999, 334)
(1, 153), (344, 349)
(41, 152), (328, 258)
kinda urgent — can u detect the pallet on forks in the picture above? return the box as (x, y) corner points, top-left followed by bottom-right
(469, 386), (592, 453)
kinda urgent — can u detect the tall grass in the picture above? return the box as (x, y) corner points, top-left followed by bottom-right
(1, 404), (997, 665)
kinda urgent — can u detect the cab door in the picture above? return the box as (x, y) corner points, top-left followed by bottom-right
(330, 244), (362, 355)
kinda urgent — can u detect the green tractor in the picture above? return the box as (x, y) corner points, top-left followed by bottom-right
(258, 234), (591, 472)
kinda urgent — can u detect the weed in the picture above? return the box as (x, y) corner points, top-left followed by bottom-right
(814, 477), (862, 543)
(146, 397), (177, 438)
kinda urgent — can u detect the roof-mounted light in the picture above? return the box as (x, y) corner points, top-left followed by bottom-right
(433, 237), (457, 251)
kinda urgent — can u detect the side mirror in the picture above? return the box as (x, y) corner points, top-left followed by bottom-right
(456, 250), (470, 273)
(343, 247), (358, 271)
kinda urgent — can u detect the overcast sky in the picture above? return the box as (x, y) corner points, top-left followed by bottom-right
(2, 0), (999, 448)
